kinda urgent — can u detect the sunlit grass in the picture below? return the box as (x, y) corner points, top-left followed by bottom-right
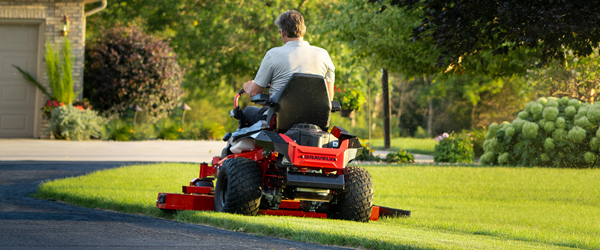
(371, 137), (437, 154)
(35, 163), (600, 249)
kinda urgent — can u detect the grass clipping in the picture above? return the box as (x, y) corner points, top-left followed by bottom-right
(35, 163), (600, 249)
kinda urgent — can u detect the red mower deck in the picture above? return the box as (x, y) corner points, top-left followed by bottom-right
(156, 161), (410, 221)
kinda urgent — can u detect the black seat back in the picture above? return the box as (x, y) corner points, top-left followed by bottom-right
(266, 73), (331, 132)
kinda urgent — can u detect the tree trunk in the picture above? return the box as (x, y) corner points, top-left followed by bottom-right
(424, 75), (433, 138)
(382, 69), (391, 149)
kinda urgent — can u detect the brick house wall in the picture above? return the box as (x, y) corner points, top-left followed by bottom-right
(0, 0), (99, 138)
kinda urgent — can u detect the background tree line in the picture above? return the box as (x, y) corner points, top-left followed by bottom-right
(83, 0), (600, 139)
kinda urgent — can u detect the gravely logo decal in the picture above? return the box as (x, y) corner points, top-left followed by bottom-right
(304, 155), (336, 161)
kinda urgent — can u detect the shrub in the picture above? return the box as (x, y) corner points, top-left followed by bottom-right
(414, 126), (428, 138)
(433, 132), (474, 163)
(354, 143), (382, 162)
(84, 25), (183, 121)
(155, 119), (180, 140)
(103, 119), (133, 141)
(132, 123), (158, 141)
(385, 149), (415, 163)
(480, 97), (600, 168)
(181, 122), (227, 140)
(49, 105), (105, 140)
(461, 128), (486, 157)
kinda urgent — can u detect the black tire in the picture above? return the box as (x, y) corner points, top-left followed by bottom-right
(328, 166), (373, 222)
(214, 157), (262, 215)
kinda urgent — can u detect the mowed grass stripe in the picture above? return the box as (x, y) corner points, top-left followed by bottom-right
(371, 138), (437, 155)
(34, 163), (599, 249)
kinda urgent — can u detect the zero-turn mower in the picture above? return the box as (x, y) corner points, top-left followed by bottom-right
(157, 73), (410, 221)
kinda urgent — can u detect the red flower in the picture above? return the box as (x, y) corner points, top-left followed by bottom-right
(75, 105), (84, 111)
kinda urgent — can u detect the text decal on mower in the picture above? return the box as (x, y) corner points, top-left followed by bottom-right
(301, 155), (337, 161)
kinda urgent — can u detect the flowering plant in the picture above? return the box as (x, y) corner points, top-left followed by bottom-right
(435, 132), (450, 142)
(433, 132), (474, 163)
(333, 86), (366, 111)
(42, 100), (85, 119)
(42, 100), (64, 119)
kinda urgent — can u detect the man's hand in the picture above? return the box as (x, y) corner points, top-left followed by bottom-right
(243, 80), (265, 97)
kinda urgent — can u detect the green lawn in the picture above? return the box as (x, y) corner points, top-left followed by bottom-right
(35, 163), (600, 249)
(371, 137), (437, 154)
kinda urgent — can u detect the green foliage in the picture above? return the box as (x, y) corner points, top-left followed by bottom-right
(460, 128), (486, 157)
(181, 122), (227, 140)
(155, 119), (180, 140)
(333, 87), (366, 111)
(568, 126), (587, 143)
(544, 138), (555, 151)
(14, 38), (76, 104)
(323, 0), (439, 76)
(542, 107), (559, 121)
(584, 152), (597, 164)
(103, 119), (133, 141)
(354, 143), (381, 162)
(517, 111), (529, 119)
(49, 105), (105, 140)
(84, 25), (183, 121)
(528, 48), (600, 103)
(433, 133), (474, 163)
(392, 1), (600, 70)
(481, 97), (600, 168)
(385, 149), (415, 163)
(414, 126), (428, 139)
(522, 122), (539, 139)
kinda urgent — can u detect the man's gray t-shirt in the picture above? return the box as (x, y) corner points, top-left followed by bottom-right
(254, 41), (335, 97)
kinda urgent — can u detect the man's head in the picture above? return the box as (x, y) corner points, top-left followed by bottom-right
(275, 10), (306, 38)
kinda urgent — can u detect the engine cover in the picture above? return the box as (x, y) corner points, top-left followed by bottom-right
(283, 123), (339, 148)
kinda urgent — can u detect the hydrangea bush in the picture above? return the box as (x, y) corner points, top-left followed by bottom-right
(433, 132), (474, 163)
(480, 97), (600, 168)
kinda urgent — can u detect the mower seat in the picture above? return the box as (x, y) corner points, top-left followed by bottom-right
(266, 73), (332, 133)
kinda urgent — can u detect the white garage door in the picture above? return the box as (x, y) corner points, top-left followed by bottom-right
(0, 24), (39, 138)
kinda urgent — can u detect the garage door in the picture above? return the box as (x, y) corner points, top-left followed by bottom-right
(0, 24), (39, 138)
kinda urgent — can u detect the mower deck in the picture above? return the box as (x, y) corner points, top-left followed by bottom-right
(156, 185), (410, 221)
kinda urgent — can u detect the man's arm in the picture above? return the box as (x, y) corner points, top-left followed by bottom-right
(243, 80), (266, 97)
(327, 81), (334, 101)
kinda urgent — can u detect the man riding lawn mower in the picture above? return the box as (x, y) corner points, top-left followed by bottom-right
(156, 73), (410, 222)
(155, 10), (409, 222)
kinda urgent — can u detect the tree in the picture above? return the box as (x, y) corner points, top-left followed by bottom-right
(385, 0), (600, 69)
(528, 48), (600, 103)
(322, 0), (439, 76)
(86, 1), (335, 97)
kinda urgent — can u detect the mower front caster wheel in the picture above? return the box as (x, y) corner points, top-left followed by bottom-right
(214, 157), (262, 215)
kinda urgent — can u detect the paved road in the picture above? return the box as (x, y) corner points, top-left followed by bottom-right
(0, 161), (350, 250)
(0, 139), (227, 163)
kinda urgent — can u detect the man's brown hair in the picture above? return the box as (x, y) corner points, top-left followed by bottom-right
(275, 10), (306, 38)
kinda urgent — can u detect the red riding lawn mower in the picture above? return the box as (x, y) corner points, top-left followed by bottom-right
(157, 73), (410, 222)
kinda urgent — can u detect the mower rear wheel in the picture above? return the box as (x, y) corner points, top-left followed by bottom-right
(214, 157), (262, 215)
(328, 166), (373, 222)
